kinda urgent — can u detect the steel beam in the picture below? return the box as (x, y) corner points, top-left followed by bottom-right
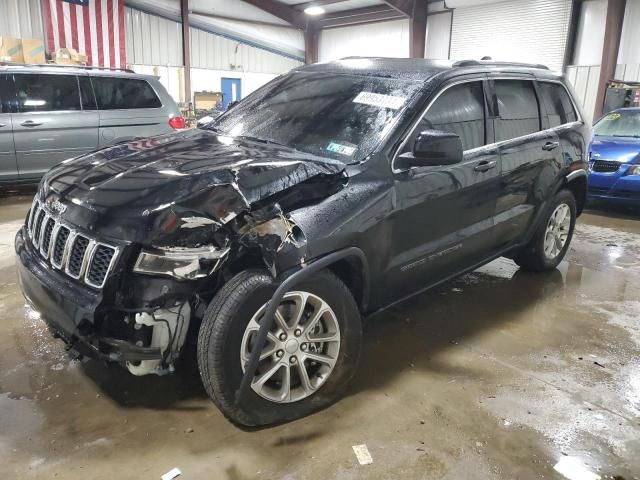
(410, 0), (428, 58)
(594, 0), (626, 119)
(180, 0), (191, 108)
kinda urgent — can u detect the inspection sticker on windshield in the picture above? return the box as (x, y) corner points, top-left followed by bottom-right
(327, 142), (356, 156)
(353, 91), (406, 110)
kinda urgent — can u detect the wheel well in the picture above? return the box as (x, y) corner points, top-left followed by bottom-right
(565, 175), (587, 215)
(326, 256), (367, 312)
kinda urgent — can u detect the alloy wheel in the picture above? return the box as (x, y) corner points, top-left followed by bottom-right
(543, 203), (571, 260)
(240, 291), (341, 403)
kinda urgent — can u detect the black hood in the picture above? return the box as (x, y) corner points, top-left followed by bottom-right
(40, 129), (346, 244)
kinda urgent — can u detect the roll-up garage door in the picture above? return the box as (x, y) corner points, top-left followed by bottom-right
(449, 0), (572, 72)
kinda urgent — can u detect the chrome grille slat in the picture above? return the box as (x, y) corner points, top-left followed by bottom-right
(25, 200), (119, 289)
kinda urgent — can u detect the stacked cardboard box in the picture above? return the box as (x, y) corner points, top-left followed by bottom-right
(52, 47), (87, 65)
(0, 36), (46, 64)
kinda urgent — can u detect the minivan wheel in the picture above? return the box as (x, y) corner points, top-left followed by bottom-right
(197, 269), (362, 427)
(513, 189), (577, 272)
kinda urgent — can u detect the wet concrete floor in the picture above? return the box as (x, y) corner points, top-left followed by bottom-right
(0, 194), (639, 479)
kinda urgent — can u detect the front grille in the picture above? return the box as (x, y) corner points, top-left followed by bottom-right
(592, 160), (621, 173)
(26, 199), (119, 289)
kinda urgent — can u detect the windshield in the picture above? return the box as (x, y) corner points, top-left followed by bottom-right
(208, 71), (423, 163)
(593, 111), (640, 138)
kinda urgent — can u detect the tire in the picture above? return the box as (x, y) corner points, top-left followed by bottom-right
(197, 268), (362, 427)
(514, 189), (577, 272)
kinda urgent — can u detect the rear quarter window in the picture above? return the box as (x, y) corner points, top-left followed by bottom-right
(538, 82), (578, 127)
(91, 77), (162, 110)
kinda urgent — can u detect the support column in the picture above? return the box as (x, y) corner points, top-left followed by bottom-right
(593, 0), (626, 119)
(181, 0), (191, 110)
(410, 0), (428, 58)
(304, 25), (319, 64)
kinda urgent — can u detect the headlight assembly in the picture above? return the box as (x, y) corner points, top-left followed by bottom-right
(628, 165), (640, 176)
(133, 245), (229, 280)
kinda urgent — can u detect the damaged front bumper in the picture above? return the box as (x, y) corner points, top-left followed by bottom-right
(15, 227), (164, 365)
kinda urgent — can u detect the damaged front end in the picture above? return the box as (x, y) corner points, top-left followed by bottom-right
(18, 131), (348, 376)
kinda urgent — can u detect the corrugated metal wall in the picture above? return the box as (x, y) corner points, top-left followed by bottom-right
(125, 7), (301, 74)
(125, 7), (183, 66)
(190, 26), (301, 73)
(0, 0), (44, 40)
(450, 0), (572, 72)
(566, 65), (601, 124)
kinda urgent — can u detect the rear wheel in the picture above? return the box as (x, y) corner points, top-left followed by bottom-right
(514, 189), (576, 272)
(197, 269), (362, 426)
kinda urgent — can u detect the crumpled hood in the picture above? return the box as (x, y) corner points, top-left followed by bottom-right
(590, 136), (640, 164)
(41, 129), (346, 243)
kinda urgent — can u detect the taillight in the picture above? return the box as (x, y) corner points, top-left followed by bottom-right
(169, 116), (186, 129)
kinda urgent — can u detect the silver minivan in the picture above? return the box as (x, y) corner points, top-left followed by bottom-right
(0, 64), (183, 184)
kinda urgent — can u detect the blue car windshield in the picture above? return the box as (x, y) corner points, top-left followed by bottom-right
(208, 71), (423, 163)
(593, 111), (640, 138)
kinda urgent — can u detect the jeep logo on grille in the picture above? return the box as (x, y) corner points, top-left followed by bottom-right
(48, 199), (67, 216)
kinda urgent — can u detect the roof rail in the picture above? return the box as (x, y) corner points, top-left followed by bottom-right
(0, 61), (135, 73)
(453, 59), (550, 70)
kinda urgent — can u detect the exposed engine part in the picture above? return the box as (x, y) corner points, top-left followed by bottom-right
(126, 302), (191, 376)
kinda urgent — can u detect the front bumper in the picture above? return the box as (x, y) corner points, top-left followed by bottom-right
(588, 171), (640, 205)
(15, 227), (162, 363)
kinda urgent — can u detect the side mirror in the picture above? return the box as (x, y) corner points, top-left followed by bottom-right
(396, 130), (463, 170)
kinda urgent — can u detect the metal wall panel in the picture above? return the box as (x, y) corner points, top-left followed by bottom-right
(450, 0), (572, 72)
(125, 7), (301, 74)
(565, 64), (600, 123)
(189, 26), (301, 73)
(125, 7), (183, 66)
(0, 0), (44, 40)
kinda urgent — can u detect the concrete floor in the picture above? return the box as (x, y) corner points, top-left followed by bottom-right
(1, 193), (639, 480)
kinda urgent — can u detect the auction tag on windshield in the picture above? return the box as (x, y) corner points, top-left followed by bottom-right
(327, 142), (356, 156)
(353, 91), (406, 110)
(603, 113), (621, 121)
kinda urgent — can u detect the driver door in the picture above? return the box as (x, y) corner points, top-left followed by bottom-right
(384, 77), (501, 303)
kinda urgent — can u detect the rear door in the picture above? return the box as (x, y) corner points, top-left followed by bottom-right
(0, 74), (18, 181)
(386, 77), (501, 302)
(490, 77), (564, 247)
(12, 73), (99, 179)
(91, 76), (167, 147)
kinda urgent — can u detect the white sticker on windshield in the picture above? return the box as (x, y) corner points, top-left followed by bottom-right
(353, 91), (406, 110)
(327, 142), (356, 156)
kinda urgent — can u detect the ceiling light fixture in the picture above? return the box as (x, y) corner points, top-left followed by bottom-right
(304, 6), (325, 15)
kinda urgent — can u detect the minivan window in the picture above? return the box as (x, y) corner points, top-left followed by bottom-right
(409, 81), (486, 152)
(539, 82), (577, 127)
(14, 74), (81, 112)
(91, 77), (162, 110)
(79, 76), (97, 110)
(494, 80), (540, 142)
(210, 71), (423, 163)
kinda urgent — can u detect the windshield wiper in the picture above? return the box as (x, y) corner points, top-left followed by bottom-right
(237, 135), (291, 149)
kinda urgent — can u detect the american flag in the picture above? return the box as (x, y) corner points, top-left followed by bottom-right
(43, 0), (126, 69)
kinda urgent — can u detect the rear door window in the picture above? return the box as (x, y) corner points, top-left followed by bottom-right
(91, 77), (162, 110)
(494, 80), (540, 142)
(14, 74), (81, 112)
(410, 81), (486, 152)
(538, 82), (578, 127)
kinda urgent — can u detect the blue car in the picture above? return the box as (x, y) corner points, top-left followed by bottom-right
(588, 108), (640, 206)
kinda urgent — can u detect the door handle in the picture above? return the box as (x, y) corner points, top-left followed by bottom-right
(542, 141), (559, 151)
(21, 120), (43, 127)
(0, 123), (6, 128)
(474, 160), (497, 172)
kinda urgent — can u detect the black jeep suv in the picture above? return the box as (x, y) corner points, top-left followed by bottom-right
(15, 58), (589, 426)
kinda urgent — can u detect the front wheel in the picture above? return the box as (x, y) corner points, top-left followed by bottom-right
(197, 269), (362, 426)
(514, 189), (577, 272)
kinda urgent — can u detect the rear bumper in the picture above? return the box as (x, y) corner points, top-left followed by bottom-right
(15, 227), (161, 363)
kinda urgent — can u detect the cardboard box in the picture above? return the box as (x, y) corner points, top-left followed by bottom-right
(53, 47), (87, 65)
(22, 38), (46, 64)
(0, 36), (24, 63)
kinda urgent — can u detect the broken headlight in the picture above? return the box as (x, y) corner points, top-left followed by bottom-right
(133, 245), (229, 280)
